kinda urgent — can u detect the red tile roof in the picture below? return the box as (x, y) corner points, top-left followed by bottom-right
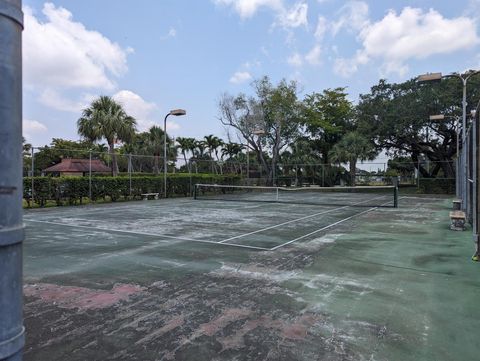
(43, 158), (111, 173)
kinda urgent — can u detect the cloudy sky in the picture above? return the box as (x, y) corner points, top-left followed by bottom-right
(23, 0), (480, 146)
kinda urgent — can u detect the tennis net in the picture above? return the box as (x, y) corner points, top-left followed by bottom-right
(194, 184), (399, 208)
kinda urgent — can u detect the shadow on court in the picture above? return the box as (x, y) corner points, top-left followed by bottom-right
(22, 195), (479, 361)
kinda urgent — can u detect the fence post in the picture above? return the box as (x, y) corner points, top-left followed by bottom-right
(322, 164), (325, 187)
(31, 146), (34, 204)
(417, 160), (420, 189)
(128, 153), (132, 197)
(89, 151), (92, 201)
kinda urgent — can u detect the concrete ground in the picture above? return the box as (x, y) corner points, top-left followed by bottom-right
(22, 195), (479, 361)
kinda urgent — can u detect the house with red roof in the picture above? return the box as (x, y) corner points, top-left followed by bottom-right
(43, 158), (111, 176)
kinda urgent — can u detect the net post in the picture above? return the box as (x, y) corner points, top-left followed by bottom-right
(193, 184), (198, 199)
(276, 187), (279, 201)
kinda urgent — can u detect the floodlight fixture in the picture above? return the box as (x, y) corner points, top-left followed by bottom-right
(417, 72), (442, 82)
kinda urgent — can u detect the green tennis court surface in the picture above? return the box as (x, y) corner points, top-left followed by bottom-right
(23, 195), (479, 360)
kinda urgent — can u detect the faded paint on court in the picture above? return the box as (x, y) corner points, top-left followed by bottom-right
(23, 195), (479, 361)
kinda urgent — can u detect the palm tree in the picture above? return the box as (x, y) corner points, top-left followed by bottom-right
(328, 132), (377, 186)
(148, 126), (166, 174)
(204, 134), (223, 173)
(176, 137), (196, 172)
(221, 142), (242, 160)
(221, 142), (243, 173)
(78, 96), (136, 176)
(194, 140), (207, 158)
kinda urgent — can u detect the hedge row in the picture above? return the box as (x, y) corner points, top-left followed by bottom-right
(23, 174), (241, 207)
(418, 178), (455, 194)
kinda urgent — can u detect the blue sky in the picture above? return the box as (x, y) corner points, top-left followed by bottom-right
(22, 0), (480, 147)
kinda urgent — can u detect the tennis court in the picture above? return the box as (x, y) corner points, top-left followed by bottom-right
(22, 189), (480, 361)
(24, 185), (398, 251)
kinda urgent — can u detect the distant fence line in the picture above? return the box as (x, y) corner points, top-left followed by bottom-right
(22, 146), (456, 205)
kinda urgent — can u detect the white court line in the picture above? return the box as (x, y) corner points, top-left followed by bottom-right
(218, 206), (350, 243)
(24, 219), (270, 251)
(218, 195), (390, 244)
(270, 199), (394, 251)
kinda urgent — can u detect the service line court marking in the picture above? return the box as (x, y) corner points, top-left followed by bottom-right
(218, 195), (391, 244)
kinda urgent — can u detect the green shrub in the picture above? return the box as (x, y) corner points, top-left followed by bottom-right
(23, 173), (241, 207)
(418, 178), (455, 194)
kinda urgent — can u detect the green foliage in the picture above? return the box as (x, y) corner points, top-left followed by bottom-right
(78, 96), (137, 176)
(387, 156), (416, 177)
(328, 132), (377, 185)
(218, 76), (302, 184)
(23, 174), (241, 207)
(356, 73), (480, 178)
(418, 178), (455, 194)
(302, 88), (355, 163)
(26, 138), (104, 176)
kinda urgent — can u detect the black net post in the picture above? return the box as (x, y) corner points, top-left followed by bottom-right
(193, 183), (198, 199)
(393, 177), (399, 208)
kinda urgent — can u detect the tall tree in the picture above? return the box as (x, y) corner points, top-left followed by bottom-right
(77, 96), (136, 176)
(219, 76), (301, 184)
(356, 74), (480, 178)
(221, 142), (243, 173)
(328, 132), (377, 186)
(301, 88), (355, 164)
(204, 134), (224, 173)
(148, 126), (172, 175)
(176, 137), (196, 172)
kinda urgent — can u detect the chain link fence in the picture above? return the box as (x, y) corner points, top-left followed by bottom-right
(22, 145), (458, 207)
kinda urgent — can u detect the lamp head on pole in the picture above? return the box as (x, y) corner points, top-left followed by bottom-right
(417, 72), (442, 83)
(169, 109), (186, 116)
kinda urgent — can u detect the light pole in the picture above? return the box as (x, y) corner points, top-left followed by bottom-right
(163, 109), (186, 198)
(418, 70), (480, 210)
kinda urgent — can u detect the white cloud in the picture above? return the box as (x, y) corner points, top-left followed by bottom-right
(314, 16), (328, 40)
(229, 71), (252, 84)
(331, 1), (369, 35)
(215, 0), (307, 29)
(166, 120), (181, 132)
(277, 2), (308, 28)
(39, 89), (94, 113)
(23, 119), (48, 140)
(334, 7), (480, 77)
(23, 3), (130, 90)
(113, 90), (158, 131)
(287, 52), (303, 67)
(305, 45), (322, 65)
(213, 0), (283, 19)
(161, 27), (177, 40)
(287, 46), (321, 67)
(333, 57), (358, 77)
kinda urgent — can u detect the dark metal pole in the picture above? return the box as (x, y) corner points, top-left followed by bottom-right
(473, 101), (480, 261)
(30, 146), (33, 203)
(128, 153), (132, 197)
(462, 78), (468, 211)
(0, 1), (25, 360)
(164, 113), (170, 198)
(88, 151), (92, 201)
